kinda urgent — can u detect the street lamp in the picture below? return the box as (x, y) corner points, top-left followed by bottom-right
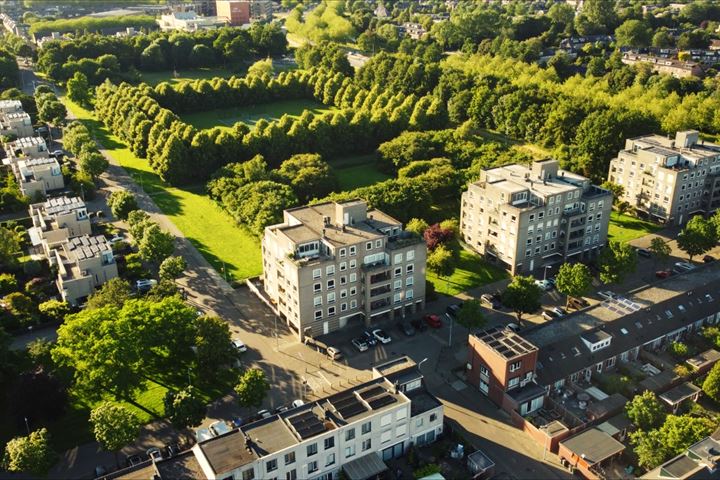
(418, 358), (428, 370)
(447, 313), (454, 347)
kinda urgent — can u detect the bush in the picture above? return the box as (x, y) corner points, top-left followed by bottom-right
(414, 464), (441, 478)
(24, 277), (49, 299)
(38, 300), (70, 323)
(22, 260), (42, 276)
(669, 341), (690, 359)
(0, 273), (17, 294)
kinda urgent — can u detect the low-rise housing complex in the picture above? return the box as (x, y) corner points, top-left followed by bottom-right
(10, 156), (64, 198)
(28, 196), (91, 257)
(5, 136), (49, 160)
(608, 130), (720, 225)
(0, 111), (34, 139)
(621, 51), (703, 78)
(262, 200), (426, 340)
(54, 234), (118, 306)
(157, 11), (226, 31)
(460, 159), (612, 275)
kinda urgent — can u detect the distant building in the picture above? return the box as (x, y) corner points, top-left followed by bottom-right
(642, 432), (720, 479)
(54, 234), (118, 306)
(28, 196), (92, 258)
(0, 99), (23, 114)
(608, 130), (720, 225)
(400, 22), (427, 40)
(621, 52), (703, 78)
(216, 0), (250, 25)
(5, 136), (48, 159)
(157, 11), (226, 31)
(0, 111), (34, 139)
(250, 0), (273, 21)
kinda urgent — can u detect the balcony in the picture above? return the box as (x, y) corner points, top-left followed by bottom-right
(369, 271), (391, 284)
(370, 298), (391, 311)
(362, 260), (390, 272)
(569, 218), (585, 228)
(369, 285), (391, 297)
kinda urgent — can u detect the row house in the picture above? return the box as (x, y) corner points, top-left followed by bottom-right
(28, 196), (91, 258)
(55, 235), (118, 306)
(11, 156), (64, 198)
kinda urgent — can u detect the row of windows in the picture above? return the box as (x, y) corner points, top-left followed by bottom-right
(313, 274), (357, 292)
(315, 300), (357, 319)
(313, 260), (358, 279)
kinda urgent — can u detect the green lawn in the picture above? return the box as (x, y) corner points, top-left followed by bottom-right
(180, 99), (335, 130)
(138, 67), (239, 87)
(608, 211), (661, 244)
(427, 248), (508, 296)
(334, 154), (390, 190)
(63, 98), (263, 282)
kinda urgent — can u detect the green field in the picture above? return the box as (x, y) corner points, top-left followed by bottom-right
(180, 99), (336, 130)
(63, 98), (263, 282)
(138, 67), (239, 87)
(608, 211), (662, 244)
(334, 154), (390, 190)
(427, 248), (508, 296)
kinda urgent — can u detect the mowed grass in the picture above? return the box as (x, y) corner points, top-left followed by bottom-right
(138, 67), (238, 86)
(180, 99), (335, 130)
(608, 211), (661, 244)
(427, 248), (508, 296)
(333, 154), (390, 190)
(62, 98), (263, 281)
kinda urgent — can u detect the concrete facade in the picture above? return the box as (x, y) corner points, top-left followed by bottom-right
(12, 157), (64, 198)
(55, 235), (118, 306)
(0, 111), (34, 138)
(263, 200), (427, 341)
(28, 196), (91, 258)
(460, 159), (612, 275)
(6, 136), (48, 159)
(608, 130), (720, 225)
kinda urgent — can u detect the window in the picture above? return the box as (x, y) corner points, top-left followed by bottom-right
(307, 443), (318, 457)
(394, 253), (403, 264)
(366, 242), (373, 250)
(406, 250), (414, 261)
(394, 267), (402, 277)
(341, 303), (347, 312)
(285, 452), (296, 465)
(286, 469), (297, 480)
(381, 430), (392, 443)
(314, 310), (322, 320)
(406, 264), (414, 273)
(416, 417), (424, 428)
(396, 409), (407, 420)
(340, 289), (347, 299)
(349, 246), (356, 256)
(349, 259), (357, 268)
(327, 279), (335, 290)
(313, 269), (321, 279)
(328, 306), (336, 316)
(349, 273), (357, 282)
(339, 248), (346, 258)
(508, 377), (519, 389)
(345, 445), (356, 458)
(327, 292), (336, 304)
(375, 240), (382, 248)
(307, 461), (318, 474)
(509, 361), (521, 372)
(267, 459), (278, 473)
(350, 287), (357, 296)
(350, 299), (357, 308)
(314, 283), (321, 293)
(362, 422), (372, 434)
(430, 413), (437, 422)
(242, 469), (255, 480)
(381, 414), (392, 426)
(362, 439), (371, 451)
(339, 262), (347, 271)
(406, 277), (414, 286)
(346, 429), (356, 441)
(325, 453), (335, 467)
(406, 289), (414, 299)
(396, 424), (407, 437)
(324, 437), (334, 450)
(394, 292), (402, 303)
(340, 276), (347, 285)
(394, 279), (402, 290)
(326, 265), (335, 276)
(314, 296), (322, 307)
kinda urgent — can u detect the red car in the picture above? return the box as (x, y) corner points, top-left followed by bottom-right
(655, 270), (671, 279)
(424, 314), (442, 328)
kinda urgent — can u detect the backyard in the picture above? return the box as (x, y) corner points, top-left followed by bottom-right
(427, 248), (507, 296)
(180, 99), (335, 130)
(608, 211), (662, 244)
(62, 98), (263, 282)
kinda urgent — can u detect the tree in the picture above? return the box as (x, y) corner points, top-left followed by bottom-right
(138, 223), (174, 264)
(38, 99), (66, 125)
(159, 256), (186, 282)
(10, 371), (67, 425)
(78, 149), (109, 180)
(276, 153), (338, 203)
(501, 275), (542, 322)
(0, 226), (20, 267)
(555, 263), (592, 308)
(625, 391), (666, 430)
(615, 20), (652, 48)
(194, 315), (235, 377)
(598, 241), (637, 284)
(405, 218), (428, 237)
(456, 299), (486, 331)
(86, 278), (132, 310)
(423, 223), (455, 251)
(648, 237), (671, 265)
(677, 216), (716, 262)
(703, 362), (720, 403)
(600, 181), (624, 207)
(90, 403), (140, 465)
(38, 299), (70, 322)
(0, 273), (17, 294)
(67, 71), (91, 106)
(107, 190), (137, 221)
(247, 58), (274, 77)
(426, 244), (455, 278)
(235, 368), (270, 409)
(164, 386), (206, 430)
(630, 429), (667, 470)
(2, 428), (56, 475)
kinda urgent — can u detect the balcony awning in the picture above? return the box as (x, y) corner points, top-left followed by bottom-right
(342, 453), (388, 480)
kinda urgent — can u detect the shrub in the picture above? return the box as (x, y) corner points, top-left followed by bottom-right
(669, 341), (690, 359)
(38, 300), (70, 323)
(0, 273), (17, 294)
(414, 464), (441, 478)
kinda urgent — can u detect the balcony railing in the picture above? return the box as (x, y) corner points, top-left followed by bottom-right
(370, 298), (391, 310)
(369, 285), (391, 297)
(369, 271), (391, 284)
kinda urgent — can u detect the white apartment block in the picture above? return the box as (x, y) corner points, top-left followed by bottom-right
(460, 159), (612, 275)
(0, 99), (23, 114)
(0, 111), (34, 138)
(608, 130), (720, 225)
(28, 196), (91, 258)
(263, 200), (426, 341)
(5, 136), (48, 160)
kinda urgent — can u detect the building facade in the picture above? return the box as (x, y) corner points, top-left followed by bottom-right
(55, 235), (118, 306)
(12, 157), (64, 198)
(215, 0), (250, 25)
(28, 196), (92, 257)
(460, 159), (612, 275)
(157, 11), (226, 31)
(0, 111), (34, 138)
(5, 136), (48, 160)
(621, 52), (704, 78)
(262, 200), (426, 340)
(608, 130), (720, 225)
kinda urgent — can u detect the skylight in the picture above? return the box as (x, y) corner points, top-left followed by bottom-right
(620, 328), (629, 335)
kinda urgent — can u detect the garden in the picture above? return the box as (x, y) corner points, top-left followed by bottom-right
(608, 211), (662, 244)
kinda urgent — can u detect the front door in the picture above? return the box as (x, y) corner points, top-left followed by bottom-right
(323, 322), (329, 335)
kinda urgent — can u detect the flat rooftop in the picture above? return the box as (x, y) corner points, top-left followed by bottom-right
(473, 326), (538, 360)
(67, 235), (110, 260)
(24, 157), (58, 167)
(660, 382), (701, 406)
(155, 451), (204, 479)
(11, 136), (45, 148)
(198, 430), (258, 476)
(482, 163), (580, 198)
(560, 427), (625, 466)
(43, 196), (85, 215)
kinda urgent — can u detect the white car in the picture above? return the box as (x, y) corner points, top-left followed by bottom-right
(257, 409), (272, 419)
(136, 279), (157, 293)
(147, 447), (162, 461)
(108, 234), (125, 244)
(351, 337), (369, 352)
(535, 279), (553, 291)
(372, 328), (391, 344)
(291, 399), (305, 408)
(551, 307), (566, 317)
(232, 339), (247, 353)
(674, 262), (695, 272)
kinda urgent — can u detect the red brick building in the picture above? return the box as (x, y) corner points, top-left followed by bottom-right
(216, 0), (250, 25)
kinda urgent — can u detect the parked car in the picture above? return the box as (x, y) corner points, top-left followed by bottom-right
(257, 409), (272, 419)
(50, 149), (66, 158)
(194, 428), (214, 442)
(655, 269), (672, 279)
(567, 296), (589, 309)
(351, 337), (369, 352)
(506, 323), (521, 333)
(542, 310), (559, 321)
(673, 262), (695, 273)
(362, 331), (378, 347)
(424, 314), (442, 328)
(534, 279), (553, 291)
(231, 417), (244, 428)
(136, 279), (157, 293)
(398, 321), (416, 336)
(446, 303), (463, 318)
(107, 234), (124, 244)
(147, 447), (162, 461)
(274, 405), (288, 414)
(598, 290), (617, 300)
(372, 328), (391, 344)
(636, 247), (652, 258)
(480, 293), (501, 309)
(410, 317), (428, 332)
(291, 399), (305, 408)
(326, 346), (343, 361)
(232, 338), (247, 353)
(209, 421), (231, 437)
(703, 255), (715, 263)
(551, 307), (566, 317)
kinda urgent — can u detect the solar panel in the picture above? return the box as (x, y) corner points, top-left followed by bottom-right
(360, 386), (385, 400)
(289, 411), (327, 440)
(338, 401), (367, 419)
(369, 395), (397, 410)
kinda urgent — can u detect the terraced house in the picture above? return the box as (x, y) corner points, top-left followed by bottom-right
(460, 159), (612, 275)
(262, 200), (426, 341)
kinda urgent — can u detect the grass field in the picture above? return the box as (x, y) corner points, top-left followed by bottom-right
(180, 99), (335, 130)
(62, 98), (263, 282)
(427, 247), (508, 296)
(333, 154), (390, 190)
(608, 211), (662, 244)
(139, 67), (239, 87)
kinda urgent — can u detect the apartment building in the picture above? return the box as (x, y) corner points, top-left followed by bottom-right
(263, 200), (426, 340)
(0, 99), (23, 114)
(0, 111), (33, 138)
(460, 159), (612, 275)
(28, 196), (91, 257)
(621, 52), (703, 78)
(157, 11), (225, 31)
(215, 0), (250, 25)
(5, 136), (48, 160)
(249, 0), (273, 21)
(467, 327), (545, 416)
(11, 157), (64, 198)
(55, 235), (118, 306)
(608, 130), (720, 225)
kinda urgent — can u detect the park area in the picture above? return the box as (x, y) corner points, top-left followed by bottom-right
(608, 211), (662, 244)
(333, 154), (390, 190)
(427, 248), (507, 296)
(138, 67), (238, 87)
(180, 99), (336, 130)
